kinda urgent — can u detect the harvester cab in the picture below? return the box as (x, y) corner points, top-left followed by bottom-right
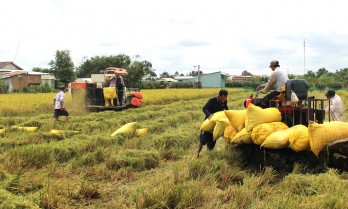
(70, 67), (143, 111)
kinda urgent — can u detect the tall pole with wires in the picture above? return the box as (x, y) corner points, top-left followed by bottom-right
(304, 39), (306, 75)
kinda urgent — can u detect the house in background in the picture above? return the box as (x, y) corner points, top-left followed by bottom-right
(0, 71), (41, 92)
(0, 61), (56, 92)
(0, 61), (24, 71)
(200, 71), (229, 88)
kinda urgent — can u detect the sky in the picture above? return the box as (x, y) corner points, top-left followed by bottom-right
(1, 0), (348, 76)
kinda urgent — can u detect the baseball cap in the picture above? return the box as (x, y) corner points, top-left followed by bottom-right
(269, 60), (280, 67)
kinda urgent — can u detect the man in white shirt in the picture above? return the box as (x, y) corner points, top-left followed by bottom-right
(259, 60), (289, 108)
(53, 86), (70, 121)
(325, 90), (344, 121)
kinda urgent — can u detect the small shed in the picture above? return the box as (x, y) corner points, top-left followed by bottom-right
(174, 76), (197, 83)
(41, 73), (56, 89)
(200, 71), (229, 88)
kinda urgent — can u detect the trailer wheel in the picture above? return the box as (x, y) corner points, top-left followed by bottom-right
(281, 114), (294, 127)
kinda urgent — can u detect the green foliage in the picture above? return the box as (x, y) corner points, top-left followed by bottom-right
(241, 70), (252, 76)
(170, 81), (195, 88)
(0, 79), (9, 93)
(24, 83), (54, 93)
(32, 67), (53, 74)
(49, 49), (75, 85)
(76, 54), (131, 78)
(160, 71), (173, 78)
(316, 68), (329, 77)
(125, 60), (154, 88)
(139, 81), (161, 89)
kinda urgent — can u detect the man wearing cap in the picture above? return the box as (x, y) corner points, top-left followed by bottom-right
(325, 90), (344, 121)
(258, 60), (289, 108)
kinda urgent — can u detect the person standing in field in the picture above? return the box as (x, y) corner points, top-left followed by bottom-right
(197, 89), (229, 157)
(325, 90), (344, 121)
(53, 86), (70, 121)
(116, 73), (125, 107)
(258, 60), (289, 108)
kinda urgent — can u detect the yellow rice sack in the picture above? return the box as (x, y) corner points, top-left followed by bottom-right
(50, 129), (63, 137)
(261, 128), (292, 149)
(309, 121), (348, 156)
(245, 104), (282, 132)
(111, 122), (138, 137)
(224, 110), (246, 132)
(11, 126), (38, 133)
(288, 125), (309, 152)
(213, 118), (231, 141)
(50, 129), (79, 137)
(224, 125), (238, 143)
(199, 111), (226, 132)
(251, 122), (288, 145)
(103, 87), (117, 99)
(232, 128), (252, 144)
(136, 128), (149, 136)
(0, 129), (5, 136)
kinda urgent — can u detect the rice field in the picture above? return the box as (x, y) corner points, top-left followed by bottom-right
(0, 88), (348, 208)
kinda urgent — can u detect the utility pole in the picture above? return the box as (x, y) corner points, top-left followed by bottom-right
(197, 65), (200, 83)
(13, 38), (21, 62)
(304, 39), (306, 75)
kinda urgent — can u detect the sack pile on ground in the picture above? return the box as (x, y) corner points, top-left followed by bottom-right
(203, 103), (348, 155)
(111, 122), (149, 137)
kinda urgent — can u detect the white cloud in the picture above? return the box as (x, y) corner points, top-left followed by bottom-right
(1, 0), (347, 76)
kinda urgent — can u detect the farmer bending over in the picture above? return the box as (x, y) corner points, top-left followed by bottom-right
(197, 89), (228, 157)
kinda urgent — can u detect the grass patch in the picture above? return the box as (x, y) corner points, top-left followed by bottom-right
(106, 149), (160, 171)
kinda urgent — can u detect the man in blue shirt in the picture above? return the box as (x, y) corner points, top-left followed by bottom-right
(197, 89), (228, 157)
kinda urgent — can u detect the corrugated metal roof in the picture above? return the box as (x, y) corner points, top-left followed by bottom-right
(0, 61), (24, 70)
(157, 78), (178, 82)
(174, 76), (196, 80)
(0, 71), (26, 79)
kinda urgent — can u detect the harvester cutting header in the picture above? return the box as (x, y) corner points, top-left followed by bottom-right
(70, 67), (143, 111)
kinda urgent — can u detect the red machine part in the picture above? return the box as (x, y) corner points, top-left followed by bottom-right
(131, 97), (142, 107)
(71, 82), (87, 90)
(133, 92), (143, 99)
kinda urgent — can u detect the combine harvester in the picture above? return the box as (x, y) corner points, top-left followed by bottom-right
(70, 67), (143, 111)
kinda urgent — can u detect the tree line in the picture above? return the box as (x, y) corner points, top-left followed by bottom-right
(32, 50), (155, 88)
(29, 49), (348, 90)
(227, 68), (348, 89)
